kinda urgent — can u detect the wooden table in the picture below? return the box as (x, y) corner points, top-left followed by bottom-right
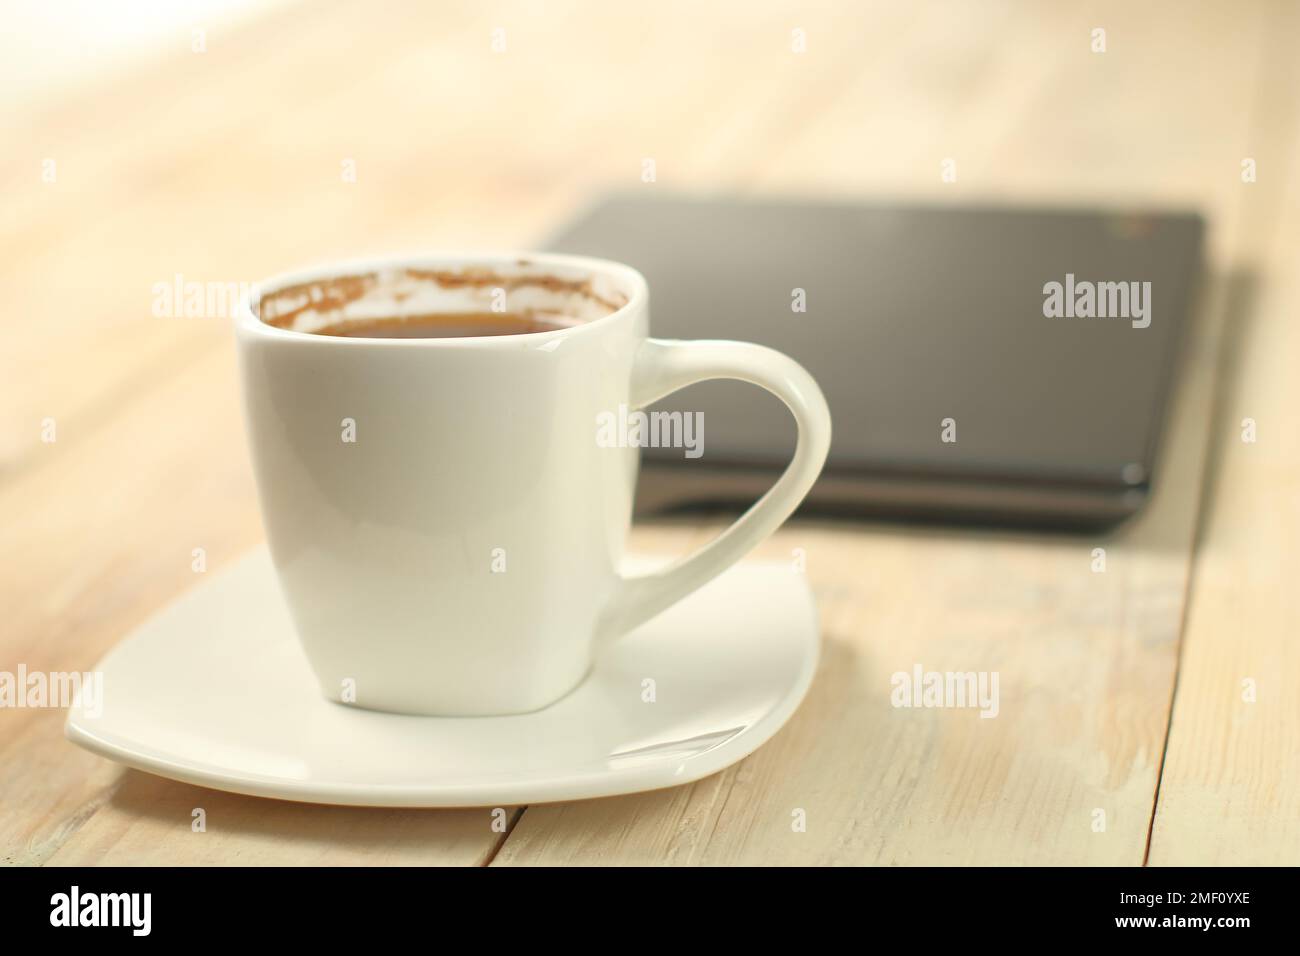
(3, 0), (1297, 866)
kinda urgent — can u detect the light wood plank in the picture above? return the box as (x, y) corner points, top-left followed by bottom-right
(1147, 271), (1300, 863)
(43, 771), (520, 867)
(1147, 22), (1300, 861)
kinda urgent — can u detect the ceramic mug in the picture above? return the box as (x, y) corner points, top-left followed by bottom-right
(235, 253), (831, 716)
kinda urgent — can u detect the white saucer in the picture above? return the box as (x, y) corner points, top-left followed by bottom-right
(66, 547), (819, 806)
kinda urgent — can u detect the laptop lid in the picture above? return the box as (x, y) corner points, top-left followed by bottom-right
(545, 194), (1204, 529)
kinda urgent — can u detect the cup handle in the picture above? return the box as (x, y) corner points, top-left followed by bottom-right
(599, 337), (832, 642)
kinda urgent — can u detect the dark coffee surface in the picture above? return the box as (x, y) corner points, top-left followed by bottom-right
(311, 312), (577, 338)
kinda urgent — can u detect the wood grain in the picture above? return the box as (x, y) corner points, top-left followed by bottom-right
(1147, 52), (1300, 863)
(0, 0), (1294, 866)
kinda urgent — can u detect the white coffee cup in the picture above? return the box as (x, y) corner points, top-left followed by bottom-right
(235, 253), (831, 716)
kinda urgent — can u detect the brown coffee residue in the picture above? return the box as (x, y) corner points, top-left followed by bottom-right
(260, 266), (629, 330)
(260, 272), (378, 328)
(405, 267), (627, 313)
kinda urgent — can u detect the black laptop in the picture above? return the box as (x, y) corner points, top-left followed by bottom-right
(546, 194), (1204, 530)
